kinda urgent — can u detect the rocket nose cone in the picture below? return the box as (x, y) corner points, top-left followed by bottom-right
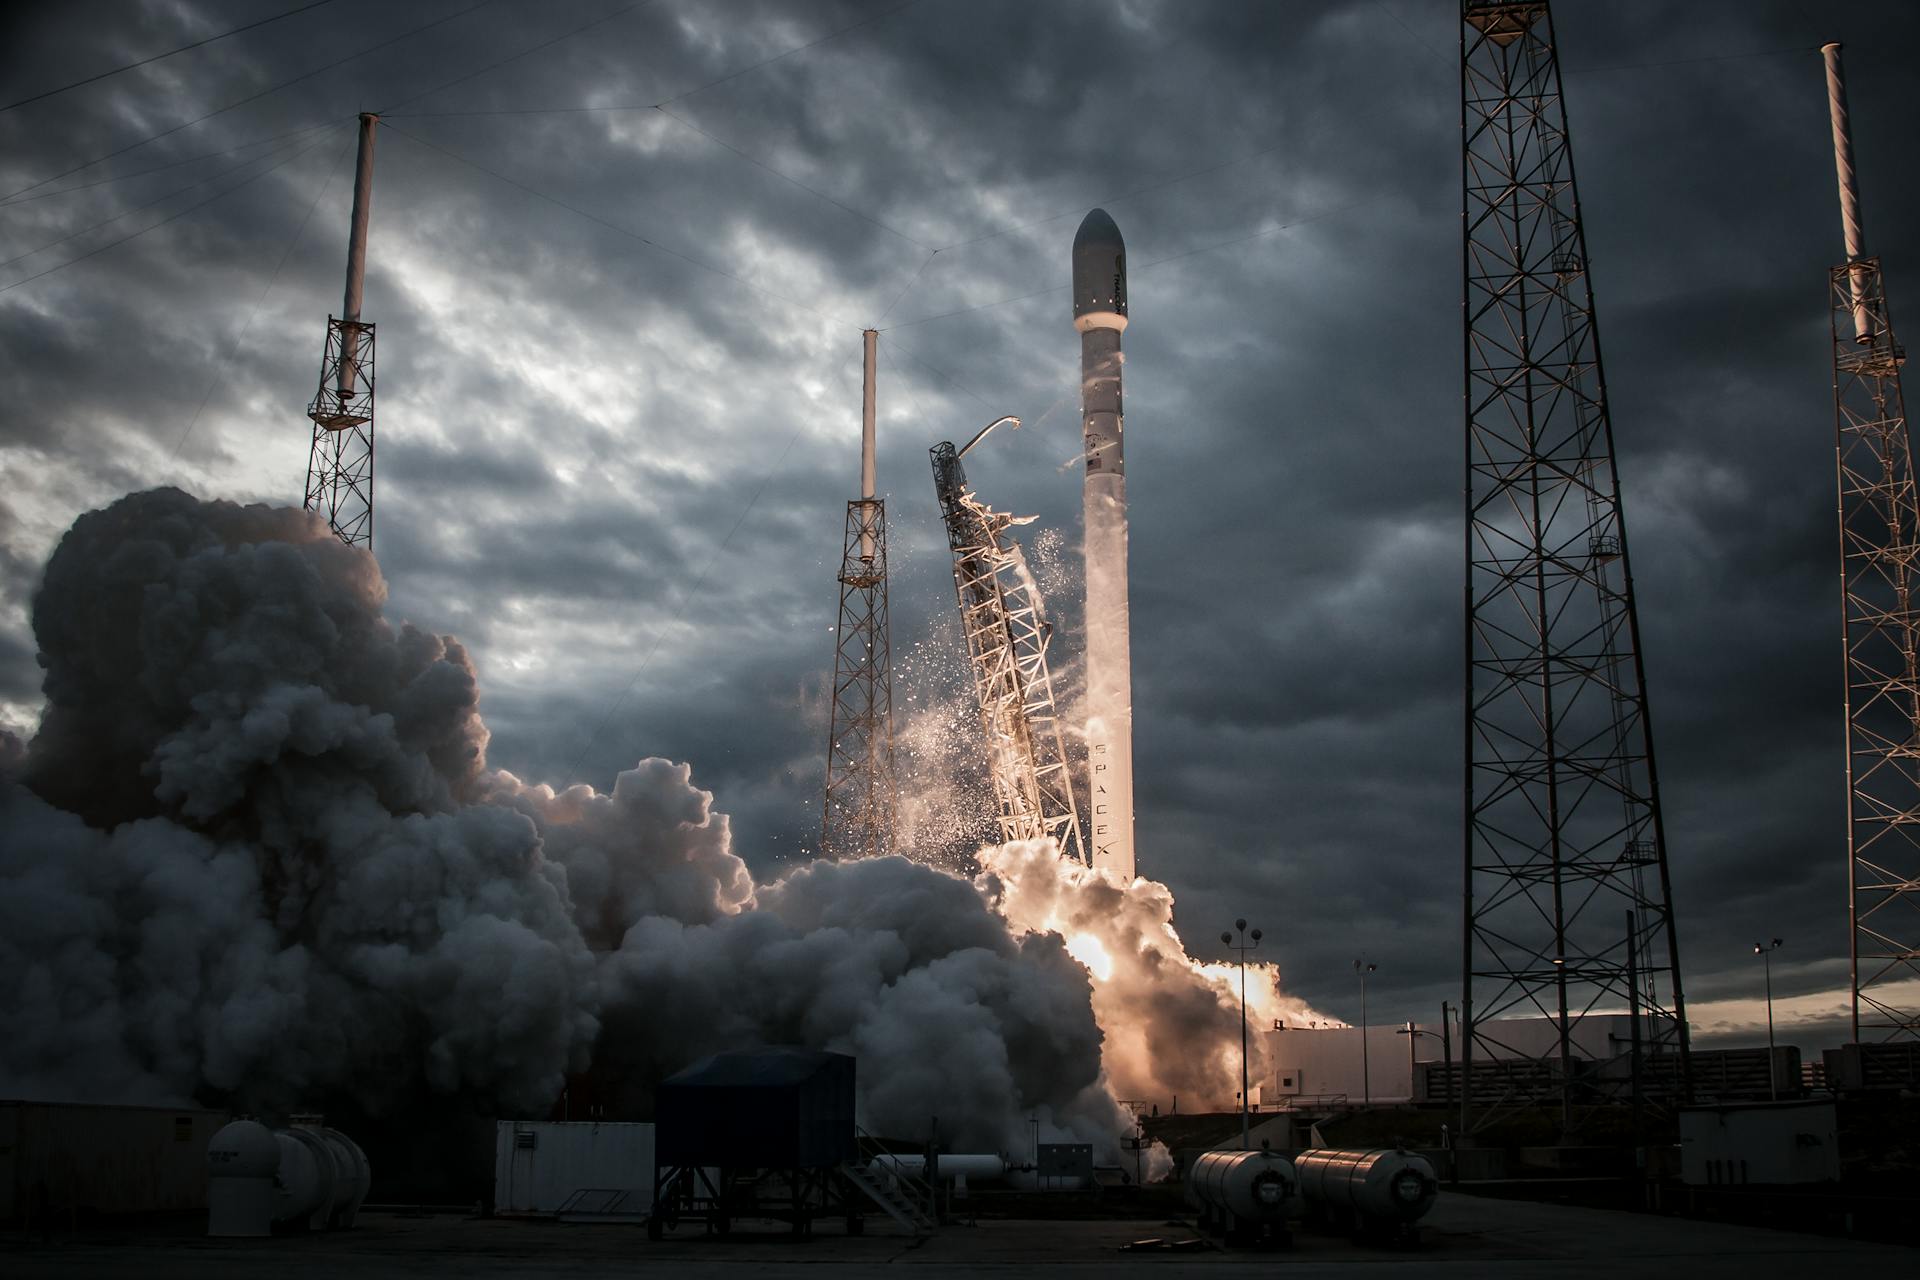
(1072, 208), (1127, 322)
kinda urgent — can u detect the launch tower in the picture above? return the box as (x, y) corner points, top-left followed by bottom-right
(304, 112), (379, 550)
(1823, 43), (1920, 1044)
(1459, 1), (1690, 1130)
(821, 330), (897, 860)
(931, 422), (1085, 863)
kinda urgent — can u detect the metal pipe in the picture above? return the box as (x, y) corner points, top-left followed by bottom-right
(1354, 959), (1375, 1106)
(1627, 912), (1643, 1144)
(1239, 951), (1250, 1149)
(1361, 974), (1370, 1105)
(338, 112), (378, 396)
(957, 415), (1019, 459)
(1822, 43), (1872, 342)
(859, 328), (878, 560)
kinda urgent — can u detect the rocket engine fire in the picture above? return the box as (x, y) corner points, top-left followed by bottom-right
(1073, 208), (1137, 883)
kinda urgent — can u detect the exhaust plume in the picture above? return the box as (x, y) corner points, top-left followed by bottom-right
(1, 489), (1137, 1159)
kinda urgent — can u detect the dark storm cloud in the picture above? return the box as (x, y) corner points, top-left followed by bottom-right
(3, 0), (1918, 1055)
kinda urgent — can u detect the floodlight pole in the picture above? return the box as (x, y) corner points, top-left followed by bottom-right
(1754, 938), (1783, 1099)
(1355, 959), (1377, 1105)
(1223, 921), (1262, 1148)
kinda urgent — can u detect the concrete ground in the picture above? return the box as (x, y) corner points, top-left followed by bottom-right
(4, 1192), (1911, 1277)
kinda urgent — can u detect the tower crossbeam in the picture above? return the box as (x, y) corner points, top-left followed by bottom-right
(822, 497), (897, 859)
(1459, 0), (1690, 1134)
(1831, 256), (1920, 1041)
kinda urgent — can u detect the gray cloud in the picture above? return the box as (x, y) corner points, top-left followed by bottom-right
(3, 0), (1917, 1064)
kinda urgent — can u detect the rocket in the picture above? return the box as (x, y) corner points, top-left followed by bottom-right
(1072, 208), (1136, 882)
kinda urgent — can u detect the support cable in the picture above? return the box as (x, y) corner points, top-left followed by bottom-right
(0, 124), (338, 272)
(0, 120), (343, 209)
(165, 124), (357, 466)
(0, 129), (338, 295)
(0, 1), (335, 116)
(881, 192), (1386, 333)
(0, 0), (490, 205)
(655, 104), (931, 250)
(378, 119), (857, 330)
(374, 0), (658, 116)
(560, 415), (815, 785)
(653, 0), (927, 109)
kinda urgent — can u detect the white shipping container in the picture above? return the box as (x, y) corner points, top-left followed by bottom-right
(493, 1121), (655, 1217)
(1679, 1099), (1840, 1186)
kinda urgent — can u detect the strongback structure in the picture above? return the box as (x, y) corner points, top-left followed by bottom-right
(1823, 43), (1920, 1044)
(931, 422), (1085, 864)
(821, 330), (897, 860)
(1459, 1), (1689, 1130)
(305, 112), (379, 550)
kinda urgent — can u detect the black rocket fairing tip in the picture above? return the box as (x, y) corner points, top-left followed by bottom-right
(1072, 207), (1127, 324)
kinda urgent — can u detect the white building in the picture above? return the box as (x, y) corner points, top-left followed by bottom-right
(1262, 1015), (1645, 1107)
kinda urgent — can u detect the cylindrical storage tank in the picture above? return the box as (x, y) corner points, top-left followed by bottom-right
(275, 1127), (335, 1230)
(304, 1126), (371, 1228)
(1293, 1148), (1437, 1230)
(208, 1120), (281, 1237)
(872, 1153), (1007, 1184)
(1186, 1149), (1299, 1240)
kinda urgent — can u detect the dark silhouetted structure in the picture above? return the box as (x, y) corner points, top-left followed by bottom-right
(1458, 0), (1690, 1133)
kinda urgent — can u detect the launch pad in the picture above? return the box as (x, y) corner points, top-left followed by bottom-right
(6, 1191), (1907, 1277)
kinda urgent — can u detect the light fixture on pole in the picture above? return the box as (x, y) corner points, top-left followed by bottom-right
(1753, 937), (1784, 1100)
(1223, 920), (1262, 1149)
(1354, 959), (1377, 1106)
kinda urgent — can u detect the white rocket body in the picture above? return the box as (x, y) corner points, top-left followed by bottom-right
(1073, 208), (1135, 882)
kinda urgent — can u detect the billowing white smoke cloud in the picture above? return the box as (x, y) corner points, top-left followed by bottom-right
(0, 489), (1137, 1159)
(981, 840), (1328, 1113)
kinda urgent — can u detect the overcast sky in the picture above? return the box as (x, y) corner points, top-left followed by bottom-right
(3, 0), (1917, 1054)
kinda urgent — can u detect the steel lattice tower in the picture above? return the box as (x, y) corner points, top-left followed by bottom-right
(305, 112), (379, 550)
(1823, 43), (1920, 1044)
(1459, 1), (1689, 1131)
(931, 429), (1084, 863)
(821, 330), (897, 859)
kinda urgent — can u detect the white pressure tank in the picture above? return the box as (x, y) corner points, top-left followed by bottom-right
(1292, 1147), (1437, 1236)
(872, 1153), (1008, 1185)
(276, 1123), (373, 1230)
(1185, 1148), (1299, 1245)
(207, 1119), (371, 1237)
(308, 1124), (372, 1228)
(208, 1119), (282, 1236)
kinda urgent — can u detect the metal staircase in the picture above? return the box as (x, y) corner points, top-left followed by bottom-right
(554, 1186), (650, 1223)
(840, 1127), (936, 1235)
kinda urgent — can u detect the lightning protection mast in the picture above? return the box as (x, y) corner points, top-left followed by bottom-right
(930, 420), (1085, 864)
(304, 112), (379, 549)
(821, 329), (897, 859)
(1459, 1), (1689, 1136)
(1823, 43), (1920, 1045)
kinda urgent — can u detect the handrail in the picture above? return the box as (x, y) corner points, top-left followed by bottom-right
(852, 1124), (935, 1222)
